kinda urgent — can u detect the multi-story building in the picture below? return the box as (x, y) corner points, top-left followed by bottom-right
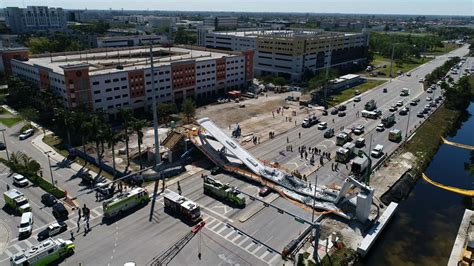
(2, 46), (253, 115)
(199, 29), (369, 81)
(96, 35), (169, 48)
(204, 16), (238, 29)
(5, 6), (67, 33)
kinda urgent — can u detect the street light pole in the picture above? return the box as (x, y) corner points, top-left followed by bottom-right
(150, 43), (161, 166)
(0, 129), (9, 161)
(405, 106), (412, 141)
(44, 151), (54, 186)
(389, 44), (395, 78)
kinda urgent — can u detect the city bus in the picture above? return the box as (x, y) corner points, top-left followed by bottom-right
(103, 187), (150, 219)
(9, 238), (75, 266)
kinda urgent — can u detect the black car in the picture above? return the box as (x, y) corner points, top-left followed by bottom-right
(322, 110), (328, 116)
(259, 186), (272, 197)
(330, 109), (339, 115)
(52, 203), (69, 220)
(37, 222), (67, 240)
(324, 128), (335, 138)
(383, 88), (387, 93)
(338, 105), (347, 111)
(0, 142), (5, 151)
(41, 193), (57, 207)
(338, 111), (346, 117)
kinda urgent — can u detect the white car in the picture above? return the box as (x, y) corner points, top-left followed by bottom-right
(427, 89), (433, 93)
(353, 125), (364, 135)
(354, 96), (361, 102)
(396, 101), (404, 107)
(371, 144), (384, 158)
(19, 129), (34, 140)
(317, 122), (328, 130)
(376, 124), (385, 132)
(13, 174), (29, 187)
(426, 97), (433, 101)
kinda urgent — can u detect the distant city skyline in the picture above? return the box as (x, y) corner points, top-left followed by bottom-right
(1, 0), (473, 16)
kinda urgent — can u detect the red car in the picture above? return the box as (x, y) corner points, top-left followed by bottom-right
(259, 186), (271, 197)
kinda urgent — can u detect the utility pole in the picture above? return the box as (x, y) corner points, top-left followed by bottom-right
(0, 129), (9, 161)
(44, 151), (54, 186)
(149, 43), (161, 166)
(405, 106), (412, 141)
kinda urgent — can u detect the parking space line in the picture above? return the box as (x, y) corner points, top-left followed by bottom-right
(268, 254), (280, 265)
(91, 208), (102, 218)
(22, 239), (33, 248)
(12, 244), (23, 253)
(224, 230), (235, 238)
(230, 234), (242, 243)
(251, 245), (263, 255)
(206, 219), (218, 229)
(243, 242), (254, 250)
(259, 250), (270, 259)
(210, 221), (223, 231)
(216, 226), (227, 235)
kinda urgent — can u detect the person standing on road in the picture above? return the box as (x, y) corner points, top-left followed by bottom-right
(177, 181), (182, 195)
(6, 184), (10, 191)
(70, 231), (74, 240)
(287, 137), (289, 143)
(298, 132), (301, 139)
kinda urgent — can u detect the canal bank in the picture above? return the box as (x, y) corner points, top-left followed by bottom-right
(359, 100), (474, 265)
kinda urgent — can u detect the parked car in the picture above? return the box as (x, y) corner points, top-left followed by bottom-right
(354, 96), (361, 102)
(19, 129), (34, 140)
(353, 125), (364, 135)
(52, 203), (69, 220)
(13, 174), (29, 187)
(371, 144), (384, 158)
(426, 97), (433, 101)
(322, 110), (328, 116)
(410, 100), (417, 106)
(317, 122), (327, 130)
(37, 222), (67, 240)
(338, 111), (346, 117)
(330, 109), (339, 115)
(389, 105), (398, 112)
(338, 105), (347, 111)
(354, 90), (361, 95)
(396, 100), (404, 107)
(355, 137), (365, 148)
(376, 124), (385, 132)
(417, 112), (424, 118)
(427, 89), (433, 93)
(41, 193), (57, 207)
(0, 142), (5, 150)
(399, 108), (408, 116)
(259, 186), (271, 197)
(383, 88), (387, 93)
(324, 128), (335, 138)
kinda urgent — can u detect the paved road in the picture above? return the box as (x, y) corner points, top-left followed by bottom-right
(0, 45), (468, 265)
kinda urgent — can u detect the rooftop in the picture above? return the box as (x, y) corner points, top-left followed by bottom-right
(17, 46), (239, 76)
(209, 29), (361, 38)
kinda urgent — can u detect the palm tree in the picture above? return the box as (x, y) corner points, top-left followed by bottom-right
(119, 108), (134, 166)
(76, 112), (92, 153)
(181, 98), (196, 123)
(90, 113), (106, 165)
(54, 108), (76, 147)
(131, 119), (147, 169)
(104, 126), (122, 179)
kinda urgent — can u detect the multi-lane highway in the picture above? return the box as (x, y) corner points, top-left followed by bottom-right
(0, 45), (469, 265)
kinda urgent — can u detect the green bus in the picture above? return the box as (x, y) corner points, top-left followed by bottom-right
(10, 238), (75, 266)
(103, 187), (150, 218)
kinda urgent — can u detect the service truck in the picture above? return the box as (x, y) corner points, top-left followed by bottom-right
(336, 142), (356, 163)
(4, 189), (31, 214)
(164, 189), (202, 223)
(351, 156), (369, 176)
(9, 238), (75, 266)
(382, 113), (396, 127)
(336, 132), (351, 146)
(389, 129), (402, 142)
(203, 176), (245, 207)
(400, 88), (410, 96)
(102, 187), (150, 219)
(364, 99), (377, 111)
(301, 115), (319, 128)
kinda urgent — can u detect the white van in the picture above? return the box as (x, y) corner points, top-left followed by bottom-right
(18, 212), (33, 237)
(371, 144), (384, 158)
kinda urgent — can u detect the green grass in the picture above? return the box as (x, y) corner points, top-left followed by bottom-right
(402, 106), (460, 173)
(370, 54), (426, 77)
(0, 116), (22, 127)
(422, 43), (459, 56)
(328, 80), (386, 106)
(43, 134), (113, 180)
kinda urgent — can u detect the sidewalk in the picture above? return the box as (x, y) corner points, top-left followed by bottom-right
(31, 132), (99, 178)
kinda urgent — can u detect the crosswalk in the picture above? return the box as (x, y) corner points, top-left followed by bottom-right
(0, 205), (104, 262)
(202, 213), (281, 265)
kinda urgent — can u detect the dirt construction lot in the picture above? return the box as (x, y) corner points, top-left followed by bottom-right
(196, 91), (322, 148)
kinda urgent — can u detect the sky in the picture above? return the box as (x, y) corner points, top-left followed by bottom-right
(1, 0), (473, 16)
